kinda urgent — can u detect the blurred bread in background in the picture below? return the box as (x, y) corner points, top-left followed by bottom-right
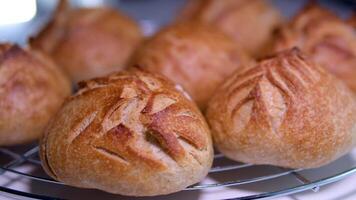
(178, 0), (282, 57)
(130, 21), (253, 110)
(272, 4), (356, 92)
(0, 43), (71, 146)
(31, 0), (143, 83)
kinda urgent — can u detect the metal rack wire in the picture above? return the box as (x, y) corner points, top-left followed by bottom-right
(0, 144), (355, 200)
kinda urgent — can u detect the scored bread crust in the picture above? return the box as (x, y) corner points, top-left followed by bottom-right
(130, 21), (253, 110)
(178, 0), (282, 56)
(206, 48), (356, 169)
(0, 44), (71, 146)
(40, 68), (213, 196)
(30, 0), (143, 83)
(272, 4), (356, 92)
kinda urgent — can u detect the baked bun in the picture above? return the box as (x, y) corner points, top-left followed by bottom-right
(130, 21), (252, 110)
(206, 48), (356, 169)
(272, 4), (356, 91)
(30, 0), (142, 83)
(40, 68), (213, 196)
(178, 0), (282, 56)
(0, 44), (71, 146)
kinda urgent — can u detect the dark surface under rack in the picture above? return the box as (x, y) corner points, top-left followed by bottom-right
(0, 144), (355, 200)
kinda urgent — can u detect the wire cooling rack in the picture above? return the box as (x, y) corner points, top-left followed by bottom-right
(0, 0), (354, 199)
(0, 144), (356, 200)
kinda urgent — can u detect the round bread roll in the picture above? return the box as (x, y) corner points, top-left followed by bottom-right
(30, 0), (142, 83)
(40, 68), (213, 196)
(130, 21), (252, 110)
(0, 44), (71, 146)
(206, 48), (356, 169)
(178, 0), (282, 56)
(272, 4), (356, 91)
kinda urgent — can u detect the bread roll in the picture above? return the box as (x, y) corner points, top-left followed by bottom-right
(272, 4), (356, 91)
(40, 68), (213, 196)
(0, 44), (71, 146)
(130, 21), (252, 110)
(206, 48), (356, 169)
(30, 0), (142, 83)
(179, 0), (282, 56)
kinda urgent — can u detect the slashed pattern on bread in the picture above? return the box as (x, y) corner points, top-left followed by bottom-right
(272, 4), (356, 91)
(40, 68), (213, 196)
(207, 48), (356, 168)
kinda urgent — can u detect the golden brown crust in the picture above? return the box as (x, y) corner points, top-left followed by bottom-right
(30, 0), (70, 53)
(0, 43), (71, 146)
(40, 68), (213, 196)
(347, 13), (356, 29)
(178, 0), (282, 56)
(30, 0), (143, 82)
(130, 21), (253, 110)
(206, 48), (356, 169)
(272, 4), (356, 92)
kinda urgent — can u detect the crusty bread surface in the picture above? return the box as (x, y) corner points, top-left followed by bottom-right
(130, 21), (253, 110)
(31, 0), (142, 82)
(0, 43), (71, 146)
(206, 48), (356, 169)
(272, 4), (356, 92)
(40, 68), (213, 196)
(179, 0), (282, 56)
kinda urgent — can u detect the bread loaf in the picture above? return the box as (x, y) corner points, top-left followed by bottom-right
(179, 0), (282, 56)
(0, 43), (71, 146)
(130, 21), (252, 110)
(31, 0), (142, 82)
(40, 68), (213, 196)
(206, 48), (356, 169)
(272, 4), (356, 92)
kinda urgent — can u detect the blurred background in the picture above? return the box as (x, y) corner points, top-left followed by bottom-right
(0, 0), (354, 46)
